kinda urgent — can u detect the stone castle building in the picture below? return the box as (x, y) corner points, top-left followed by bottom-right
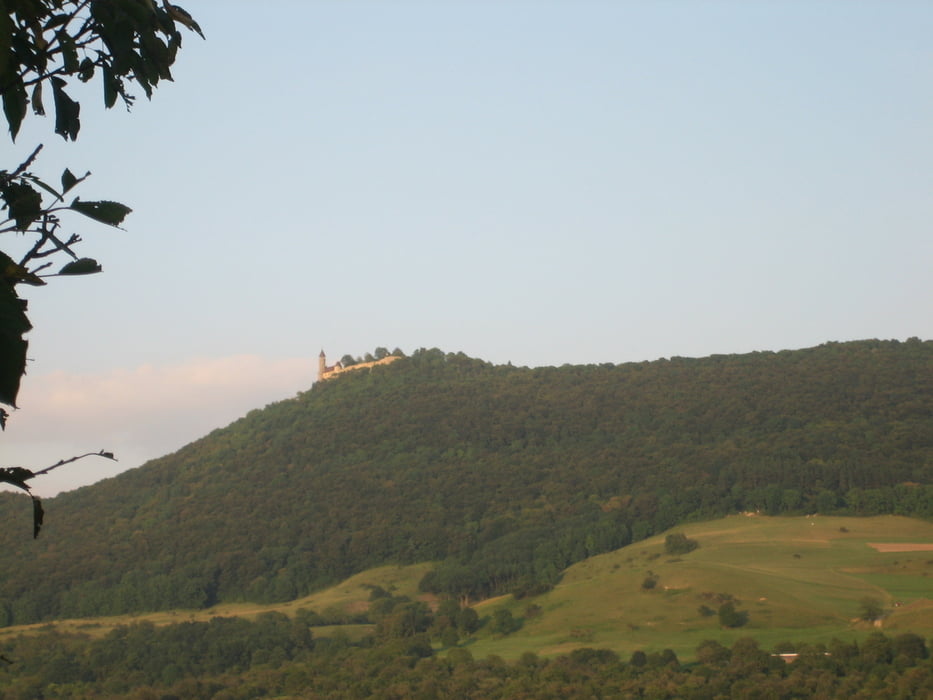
(317, 350), (401, 381)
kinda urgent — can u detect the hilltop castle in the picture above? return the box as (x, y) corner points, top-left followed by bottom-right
(317, 350), (401, 381)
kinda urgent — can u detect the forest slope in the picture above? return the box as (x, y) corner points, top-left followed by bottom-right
(0, 339), (930, 625)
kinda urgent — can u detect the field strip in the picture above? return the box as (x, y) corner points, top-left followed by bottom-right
(868, 543), (933, 552)
(696, 560), (879, 592)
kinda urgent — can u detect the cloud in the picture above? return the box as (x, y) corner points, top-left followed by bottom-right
(3, 355), (314, 496)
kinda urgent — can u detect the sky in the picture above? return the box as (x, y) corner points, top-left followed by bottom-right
(3, 1), (931, 495)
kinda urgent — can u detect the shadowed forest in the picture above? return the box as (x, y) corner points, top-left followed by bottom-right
(0, 620), (930, 699)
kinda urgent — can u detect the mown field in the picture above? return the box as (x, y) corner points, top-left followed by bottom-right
(4, 515), (930, 661)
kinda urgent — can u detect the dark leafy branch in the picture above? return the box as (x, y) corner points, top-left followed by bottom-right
(3, 0), (204, 142)
(0, 1), (200, 540)
(0, 0), (201, 411)
(0, 148), (132, 408)
(0, 449), (116, 537)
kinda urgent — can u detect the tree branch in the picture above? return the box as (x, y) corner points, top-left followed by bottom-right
(1, 145), (44, 187)
(31, 449), (117, 477)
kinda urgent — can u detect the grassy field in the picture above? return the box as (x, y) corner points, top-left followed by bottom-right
(463, 514), (933, 660)
(0, 562), (434, 643)
(3, 515), (931, 661)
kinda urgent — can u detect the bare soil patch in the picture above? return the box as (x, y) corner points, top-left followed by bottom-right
(868, 543), (933, 552)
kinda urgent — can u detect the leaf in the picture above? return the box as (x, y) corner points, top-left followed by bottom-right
(58, 257), (102, 275)
(69, 198), (132, 226)
(78, 57), (95, 82)
(102, 65), (118, 108)
(0, 253), (33, 291)
(0, 277), (29, 406)
(51, 77), (80, 141)
(140, 32), (172, 80)
(1, 257), (45, 286)
(32, 496), (44, 538)
(1, 250), (47, 287)
(61, 168), (78, 193)
(31, 82), (44, 116)
(57, 30), (79, 73)
(115, 0), (157, 24)
(23, 173), (63, 202)
(0, 466), (45, 538)
(0, 13), (15, 129)
(0, 181), (43, 230)
(0, 253), (32, 408)
(0, 467), (35, 492)
(165, 3), (205, 39)
(59, 168), (91, 195)
(0, 10), (10, 79)
(2, 78), (27, 141)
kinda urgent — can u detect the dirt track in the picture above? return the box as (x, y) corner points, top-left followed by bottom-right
(868, 543), (933, 552)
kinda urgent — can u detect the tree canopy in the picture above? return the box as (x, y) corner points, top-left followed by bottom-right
(0, 621), (929, 699)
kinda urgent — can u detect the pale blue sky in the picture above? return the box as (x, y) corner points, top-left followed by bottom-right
(5, 1), (932, 494)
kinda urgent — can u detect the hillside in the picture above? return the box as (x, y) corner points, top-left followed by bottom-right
(1, 514), (930, 698)
(5, 515), (929, 656)
(469, 514), (933, 660)
(0, 339), (930, 625)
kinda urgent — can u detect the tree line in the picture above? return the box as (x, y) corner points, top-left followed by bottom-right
(0, 611), (929, 699)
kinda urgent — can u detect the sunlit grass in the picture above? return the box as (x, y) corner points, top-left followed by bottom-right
(0, 562), (433, 642)
(463, 514), (933, 660)
(3, 515), (930, 663)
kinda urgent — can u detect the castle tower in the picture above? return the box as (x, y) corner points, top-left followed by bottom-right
(318, 349), (326, 382)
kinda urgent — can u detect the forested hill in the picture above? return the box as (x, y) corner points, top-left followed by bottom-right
(1, 339), (931, 625)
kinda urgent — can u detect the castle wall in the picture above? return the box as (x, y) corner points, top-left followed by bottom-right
(319, 354), (401, 381)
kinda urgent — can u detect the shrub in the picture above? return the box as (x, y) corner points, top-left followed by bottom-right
(718, 601), (749, 628)
(696, 639), (731, 666)
(859, 596), (884, 622)
(491, 609), (521, 636)
(439, 626), (459, 648)
(664, 533), (699, 555)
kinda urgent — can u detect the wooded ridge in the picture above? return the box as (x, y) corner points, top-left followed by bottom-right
(0, 338), (929, 624)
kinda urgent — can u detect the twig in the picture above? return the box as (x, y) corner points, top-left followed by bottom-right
(1, 144), (44, 186)
(32, 449), (117, 477)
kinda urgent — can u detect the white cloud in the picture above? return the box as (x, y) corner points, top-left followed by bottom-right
(3, 355), (315, 496)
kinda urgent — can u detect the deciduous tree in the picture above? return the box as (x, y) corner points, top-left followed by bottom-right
(859, 596), (884, 622)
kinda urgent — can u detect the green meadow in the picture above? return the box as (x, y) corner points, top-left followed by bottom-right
(465, 514), (933, 660)
(4, 516), (930, 661)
